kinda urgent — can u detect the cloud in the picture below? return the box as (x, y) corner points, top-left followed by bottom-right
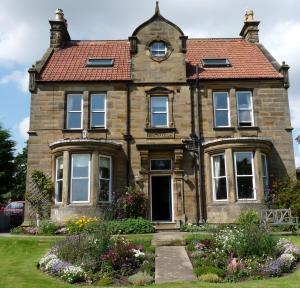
(0, 70), (29, 93)
(295, 156), (300, 168)
(18, 117), (29, 140)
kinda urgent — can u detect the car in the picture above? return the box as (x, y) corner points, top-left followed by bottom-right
(3, 201), (25, 228)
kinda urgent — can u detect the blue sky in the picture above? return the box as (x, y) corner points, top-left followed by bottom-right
(0, 0), (299, 166)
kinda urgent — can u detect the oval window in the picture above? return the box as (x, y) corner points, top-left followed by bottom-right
(150, 41), (167, 57)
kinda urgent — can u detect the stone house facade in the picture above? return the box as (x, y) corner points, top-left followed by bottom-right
(26, 4), (295, 228)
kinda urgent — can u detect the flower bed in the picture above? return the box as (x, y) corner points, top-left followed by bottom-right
(37, 222), (155, 285)
(187, 228), (300, 283)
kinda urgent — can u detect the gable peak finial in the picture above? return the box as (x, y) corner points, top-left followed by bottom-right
(155, 1), (160, 15)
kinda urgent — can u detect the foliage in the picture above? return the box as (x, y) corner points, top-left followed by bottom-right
(128, 271), (154, 286)
(39, 220), (58, 236)
(237, 209), (260, 227)
(194, 266), (225, 278)
(61, 265), (86, 283)
(180, 223), (216, 232)
(10, 144), (27, 201)
(270, 178), (300, 217)
(198, 273), (221, 283)
(95, 277), (113, 286)
(263, 252), (296, 276)
(10, 226), (24, 234)
(107, 218), (155, 234)
(65, 216), (98, 234)
(0, 124), (15, 203)
(276, 238), (300, 259)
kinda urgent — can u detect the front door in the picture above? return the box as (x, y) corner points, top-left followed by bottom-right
(151, 175), (172, 222)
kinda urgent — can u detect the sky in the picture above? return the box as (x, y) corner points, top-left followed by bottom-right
(0, 0), (299, 166)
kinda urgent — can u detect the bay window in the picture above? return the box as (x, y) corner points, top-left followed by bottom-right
(71, 154), (90, 203)
(99, 156), (112, 202)
(234, 152), (255, 200)
(237, 91), (254, 126)
(90, 93), (106, 128)
(151, 96), (168, 127)
(213, 92), (230, 127)
(67, 94), (83, 129)
(55, 156), (63, 203)
(211, 154), (228, 200)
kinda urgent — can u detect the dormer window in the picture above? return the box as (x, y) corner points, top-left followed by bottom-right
(150, 42), (167, 57)
(86, 58), (114, 67)
(202, 58), (230, 68)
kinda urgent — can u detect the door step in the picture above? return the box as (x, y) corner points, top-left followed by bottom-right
(153, 222), (179, 231)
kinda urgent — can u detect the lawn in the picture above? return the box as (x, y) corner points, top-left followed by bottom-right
(0, 235), (299, 288)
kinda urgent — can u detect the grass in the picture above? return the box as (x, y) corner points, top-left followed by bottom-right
(0, 235), (300, 287)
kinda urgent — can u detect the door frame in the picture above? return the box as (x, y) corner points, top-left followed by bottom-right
(150, 174), (173, 223)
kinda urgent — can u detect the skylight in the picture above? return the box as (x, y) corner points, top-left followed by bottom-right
(202, 58), (230, 68)
(86, 58), (114, 67)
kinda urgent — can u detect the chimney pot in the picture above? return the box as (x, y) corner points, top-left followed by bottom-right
(240, 9), (260, 43)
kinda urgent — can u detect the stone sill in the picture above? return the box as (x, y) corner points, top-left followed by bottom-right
(88, 129), (109, 133)
(145, 127), (177, 133)
(237, 126), (260, 131)
(213, 127), (235, 131)
(62, 129), (82, 133)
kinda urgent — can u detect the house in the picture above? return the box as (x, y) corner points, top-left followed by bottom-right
(25, 3), (295, 228)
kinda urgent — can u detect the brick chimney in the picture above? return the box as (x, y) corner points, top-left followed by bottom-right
(240, 9), (260, 43)
(49, 9), (71, 48)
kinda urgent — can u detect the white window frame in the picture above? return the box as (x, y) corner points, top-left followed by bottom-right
(213, 91), (231, 127)
(150, 159), (172, 171)
(151, 96), (169, 128)
(99, 155), (112, 203)
(211, 153), (228, 201)
(234, 151), (256, 200)
(90, 93), (106, 129)
(236, 91), (254, 127)
(55, 156), (63, 204)
(66, 94), (83, 129)
(261, 153), (269, 191)
(70, 154), (90, 204)
(150, 42), (167, 57)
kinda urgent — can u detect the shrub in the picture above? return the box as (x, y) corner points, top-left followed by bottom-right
(194, 266), (225, 278)
(180, 223), (216, 232)
(198, 273), (221, 283)
(140, 259), (155, 275)
(107, 218), (155, 234)
(96, 277), (114, 286)
(65, 216), (98, 234)
(61, 265), (86, 283)
(276, 238), (300, 259)
(237, 209), (260, 227)
(39, 220), (58, 235)
(128, 271), (154, 286)
(10, 226), (24, 234)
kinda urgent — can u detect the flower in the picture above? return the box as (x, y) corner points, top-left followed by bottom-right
(132, 249), (145, 258)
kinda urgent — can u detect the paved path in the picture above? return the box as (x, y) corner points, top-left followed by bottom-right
(151, 231), (187, 246)
(155, 246), (197, 284)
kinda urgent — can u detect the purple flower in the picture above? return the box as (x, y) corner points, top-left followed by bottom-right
(50, 260), (69, 275)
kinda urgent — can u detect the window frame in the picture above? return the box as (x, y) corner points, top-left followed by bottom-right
(70, 154), (91, 204)
(86, 58), (114, 67)
(150, 41), (167, 57)
(150, 159), (172, 172)
(202, 58), (231, 67)
(213, 91), (231, 128)
(98, 155), (112, 203)
(90, 93), (107, 129)
(211, 153), (228, 201)
(55, 156), (63, 204)
(261, 153), (269, 192)
(236, 91), (254, 127)
(234, 151), (256, 200)
(150, 96), (169, 128)
(66, 94), (83, 130)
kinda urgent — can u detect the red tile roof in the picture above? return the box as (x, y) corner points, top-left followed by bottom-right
(39, 38), (283, 82)
(39, 40), (131, 81)
(187, 39), (282, 79)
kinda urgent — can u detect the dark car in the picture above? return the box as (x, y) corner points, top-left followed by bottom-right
(3, 201), (25, 228)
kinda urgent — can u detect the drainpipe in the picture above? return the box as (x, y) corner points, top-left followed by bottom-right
(195, 65), (206, 222)
(124, 83), (132, 186)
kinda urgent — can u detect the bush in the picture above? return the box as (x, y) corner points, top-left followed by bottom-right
(65, 216), (98, 234)
(180, 223), (216, 232)
(61, 265), (86, 283)
(39, 220), (58, 235)
(128, 271), (154, 286)
(10, 226), (24, 234)
(194, 266), (225, 278)
(107, 218), (155, 234)
(198, 273), (221, 283)
(237, 209), (260, 227)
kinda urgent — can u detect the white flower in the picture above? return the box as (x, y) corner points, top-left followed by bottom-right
(39, 254), (58, 270)
(132, 249), (145, 258)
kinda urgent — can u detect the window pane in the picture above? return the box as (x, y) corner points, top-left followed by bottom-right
(262, 155), (268, 177)
(151, 97), (167, 112)
(213, 155), (226, 177)
(236, 152), (253, 175)
(151, 159), (172, 170)
(100, 157), (110, 179)
(214, 93), (228, 109)
(237, 177), (254, 199)
(67, 95), (82, 111)
(71, 179), (89, 202)
(56, 157), (63, 180)
(73, 155), (89, 178)
(55, 181), (63, 203)
(152, 114), (167, 126)
(67, 112), (82, 129)
(91, 112), (105, 127)
(214, 178), (227, 200)
(91, 95), (105, 111)
(239, 110), (252, 123)
(215, 110), (229, 127)
(99, 179), (110, 202)
(237, 92), (251, 109)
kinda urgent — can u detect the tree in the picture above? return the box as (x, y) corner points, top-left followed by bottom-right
(10, 143), (28, 201)
(0, 124), (15, 203)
